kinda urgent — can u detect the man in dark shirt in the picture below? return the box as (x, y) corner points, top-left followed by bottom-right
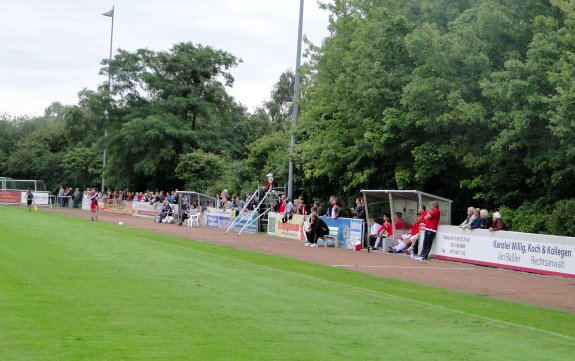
(304, 213), (330, 247)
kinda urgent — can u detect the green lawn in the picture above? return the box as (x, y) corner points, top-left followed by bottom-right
(0, 206), (573, 360)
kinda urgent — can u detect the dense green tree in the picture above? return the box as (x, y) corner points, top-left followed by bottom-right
(61, 147), (102, 189)
(105, 42), (240, 131)
(175, 149), (227, 193)
(298, 3), (413, 199)
(100, 42), (263, 189)
(5, 114), (67, 191)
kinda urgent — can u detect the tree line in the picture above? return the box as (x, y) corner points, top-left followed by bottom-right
(1, 0), (574, 235)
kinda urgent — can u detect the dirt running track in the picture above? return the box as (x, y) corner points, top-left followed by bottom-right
(47, 208), (575, 313)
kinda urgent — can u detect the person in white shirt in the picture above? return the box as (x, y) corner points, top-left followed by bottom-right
(367, 218), (381, 248)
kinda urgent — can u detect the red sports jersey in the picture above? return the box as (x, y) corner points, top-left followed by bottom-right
(425, 208), (441, 231)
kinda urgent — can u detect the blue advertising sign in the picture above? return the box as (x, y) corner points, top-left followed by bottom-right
(232, 211), (258, 233)
(320, 217), (364, 248)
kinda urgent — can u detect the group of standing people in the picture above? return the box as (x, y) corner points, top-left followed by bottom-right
(57, 186), (82, 208)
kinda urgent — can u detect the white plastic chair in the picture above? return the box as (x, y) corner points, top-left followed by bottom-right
(185, 210), (200, 228)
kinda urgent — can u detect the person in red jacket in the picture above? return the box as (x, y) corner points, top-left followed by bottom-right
(371, 215), (393, 251)
(404, 205), (426, 256)
(489, 212), (506, 231)
(390, 214), (423, 253)
(90, 188), (99, 221)
(417, 201), (440, 261)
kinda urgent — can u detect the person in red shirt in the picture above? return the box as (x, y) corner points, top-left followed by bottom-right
(259, 173), (278, 201)
(90, 188), (99, 221)
(277, 195), (286, 213)
(372, 215), (392, 251)
(393, 211), (405, 230)
(390, 214), (423, 253)
(418, 201), (441, 261)
(405, 205), (426, 256)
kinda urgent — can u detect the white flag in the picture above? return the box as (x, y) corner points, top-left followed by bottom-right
(102, 9), (114, 17)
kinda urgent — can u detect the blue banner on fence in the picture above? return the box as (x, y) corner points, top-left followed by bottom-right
(320, 217), (364, 248)
(204, 207), (257, 233)
(232, 211), (259, 233)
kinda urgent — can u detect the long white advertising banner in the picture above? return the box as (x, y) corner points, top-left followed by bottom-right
(431, 226), (575, 278)
(20, 191), (50, 206)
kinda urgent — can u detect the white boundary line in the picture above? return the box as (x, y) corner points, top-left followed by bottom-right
(331, 265), (476, 270)
(139, 236), (574, 342)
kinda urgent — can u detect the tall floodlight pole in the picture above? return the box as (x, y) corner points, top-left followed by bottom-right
(288, 0), (304, 201)
(101, 6), (115, 194)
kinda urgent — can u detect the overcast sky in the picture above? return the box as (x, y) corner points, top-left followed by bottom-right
(0, 0), (330, 117)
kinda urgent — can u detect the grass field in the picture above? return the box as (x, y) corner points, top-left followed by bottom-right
(0, 206), (574, 360)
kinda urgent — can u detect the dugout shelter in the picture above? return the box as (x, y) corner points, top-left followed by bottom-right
(361, 190), (452, 241)
(175, 191), (217, 210)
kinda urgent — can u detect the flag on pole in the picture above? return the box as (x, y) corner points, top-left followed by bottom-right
(102, 9), (114, 17)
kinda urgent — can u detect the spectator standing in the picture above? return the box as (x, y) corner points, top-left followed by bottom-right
(478, 209), (493, 229)
(324, 196), (334, 217)
(330, 197), (342, 219)
(296, 197), (308, 215)
(469, 208), (481, 229)
(57, 186), (65, 207)
(459, 206), (477, 229)
(351, 198), (366, 219)
(272, 199), (280, 212)
(489, 212), (506, 232)
(236, 195), (245, 211)
(72, 188), (81, 208)
(277, 195), (286, 213)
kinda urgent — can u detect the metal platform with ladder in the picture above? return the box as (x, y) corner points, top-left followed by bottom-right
(226, 185), (285, 235)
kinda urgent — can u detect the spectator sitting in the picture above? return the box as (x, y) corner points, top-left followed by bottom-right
(404, 206), (426, 256)
(390, 215), (423, 253)
(259, 173), (278, 200)
(281, 198), (295, 223)
(459, 206), (477, 229)
(304, 212), (330, 247)
(159, 199), (174, 223)
(489, 212), (506, 232)
(393, 211), (405, 230)
(177, 201), (189, 226)
(366, 218), (381, 249)
(372, 215), (392, 251)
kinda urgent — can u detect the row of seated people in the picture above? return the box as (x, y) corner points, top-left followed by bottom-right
(367, 205), (507, 256)
(458, 207), (506, 231)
